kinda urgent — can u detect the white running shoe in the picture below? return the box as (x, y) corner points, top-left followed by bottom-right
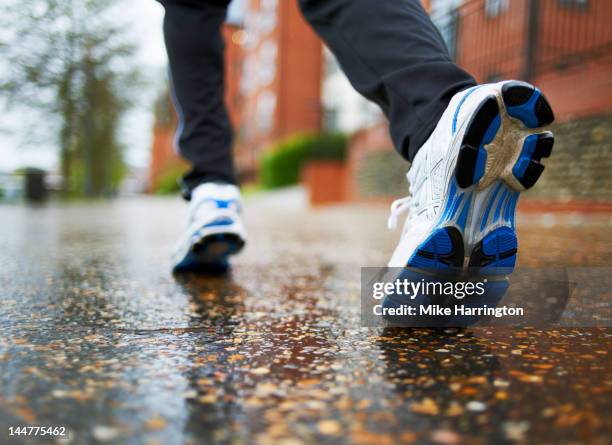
(387, 80), (554, 275)
(172, 183), (247, 273)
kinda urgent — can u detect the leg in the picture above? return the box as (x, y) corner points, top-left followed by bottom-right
(160, 0), (246, 273)
(298, 1), (555, 323)
(298, 0), (477, 161)
(159, 0), (236, 199)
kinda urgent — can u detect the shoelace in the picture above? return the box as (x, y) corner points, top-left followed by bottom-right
(387, 195), (417, 230)
(387, 159), (424, 230)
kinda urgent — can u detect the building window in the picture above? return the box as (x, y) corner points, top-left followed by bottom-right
(432, 9), (458, 59)
(559, 0), (588, 9)
(485, 0), (508, 18)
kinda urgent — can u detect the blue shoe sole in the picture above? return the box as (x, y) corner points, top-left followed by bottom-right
(406, 226), (464, 271)
(468, 226), (517, 275)
(455, 81), (555, 190)
(173, 233), (244, 274)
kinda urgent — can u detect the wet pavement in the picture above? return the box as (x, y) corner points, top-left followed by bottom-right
(1, 188), (611, 445)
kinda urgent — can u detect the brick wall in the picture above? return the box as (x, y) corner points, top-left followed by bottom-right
(236, 0), (323, 177)
(527, 112), (612, 202)
(344, 122), (406, 201)
(535, 54), (612, 122)
(349, 113), (612, 203)
(456, 0), (612, 120)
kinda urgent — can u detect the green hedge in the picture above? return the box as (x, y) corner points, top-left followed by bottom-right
(154, 166), (185, 194)
(260, 133), (348, 189)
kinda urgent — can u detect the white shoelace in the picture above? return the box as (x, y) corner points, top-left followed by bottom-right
(387, 196), (411, 229)
(387, 195), (417, 230)
(387, 159), (424, 230)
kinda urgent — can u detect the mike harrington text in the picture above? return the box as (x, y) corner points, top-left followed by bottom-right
(373, 304), (524, 318)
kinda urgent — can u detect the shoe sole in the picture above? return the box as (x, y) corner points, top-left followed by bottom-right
(407, 81), (554, 275)
(173, 233), (245, 274)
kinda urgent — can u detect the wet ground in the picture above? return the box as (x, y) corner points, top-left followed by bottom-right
(1, 188), (611, 445)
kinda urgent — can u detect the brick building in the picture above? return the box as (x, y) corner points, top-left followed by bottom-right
(234, 0), (323, 177)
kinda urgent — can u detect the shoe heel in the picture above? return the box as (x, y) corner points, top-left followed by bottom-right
(407, 226), (464, 271)
(468, 226), (517, 275)
(502, 81), (555, 128)
(385, 227), (464, 327)
(511, 131), (554, 189)
(173, 233), (245, 274)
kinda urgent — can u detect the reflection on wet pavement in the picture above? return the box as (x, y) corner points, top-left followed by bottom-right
(1, 193), (611, 444)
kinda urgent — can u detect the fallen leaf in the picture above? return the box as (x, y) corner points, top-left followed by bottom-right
(317, 420), (341, 435)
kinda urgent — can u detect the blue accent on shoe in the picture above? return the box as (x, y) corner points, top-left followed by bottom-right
(452, 86), (482, 135)
(382, 267), (461, 327)
(203, 217), (234, 228)
(440, 180), (458, 221)
(480, 182), (503, 231)
(506, 89), (542, 128)
(483, 114), (502, 144)
(471, 114), (500, 184)
(173, 250), (229, 274)
(407, 228), (453, 269)
(472, 148), (487, 184)
(513, 134), (539, 179)
(493, 189), (509, 221)
(456, 191), (472, 230)
(448, 192), (464, 220)
(408, 231), (452, 269)
(448, 179), (457, 202)
(504, 191), (519, 227)
(480, 227), (517, 272)
(197, 198), (236, 209)
(173, 233), (244, 274)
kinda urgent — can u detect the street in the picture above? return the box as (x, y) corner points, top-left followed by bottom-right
(1, 188), (610, 444)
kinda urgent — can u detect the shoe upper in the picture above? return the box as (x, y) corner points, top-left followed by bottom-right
(188, 182), (243, 228)
(387, 83), (505, 267)
(172, 182), (247, 267)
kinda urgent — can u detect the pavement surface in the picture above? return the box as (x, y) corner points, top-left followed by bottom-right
(1, 188), (611, 445)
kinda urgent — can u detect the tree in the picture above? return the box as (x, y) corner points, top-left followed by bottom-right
(0, 0), (140, 196)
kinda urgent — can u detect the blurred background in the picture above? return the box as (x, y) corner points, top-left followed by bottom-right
(0, 0), (610, 207)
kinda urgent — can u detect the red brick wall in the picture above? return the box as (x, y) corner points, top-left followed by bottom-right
(535, 54), (612, 121)
(148, 103), (186, 192)
(457, 0), (612, 120)
(276, 0), (323, 138)
(344, 122), (393, 202)
(537, 0), (612, 72)
(223, 24), (246, 131)
(457, 0), (528, 82)
(236, 0), (323, 177)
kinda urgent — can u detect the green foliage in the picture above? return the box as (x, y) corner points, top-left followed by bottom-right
(260, 133), (348, 189)
(0, 0), (141, 197)
(154, 166), (185, 195)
